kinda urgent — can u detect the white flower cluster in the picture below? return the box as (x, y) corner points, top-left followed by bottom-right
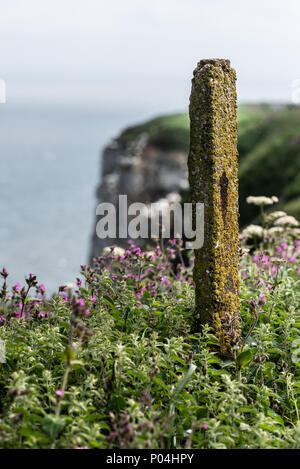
(246, 195), (279, 206)
(265, 211), (287, 223)
(103, 246), (126, 256)
(242, 224), (264, 238)
(267, 226), (284, 235)
(274, 216), (299, 227)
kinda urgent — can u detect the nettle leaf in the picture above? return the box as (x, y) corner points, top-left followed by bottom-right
(196, 406), (208, 418)
(103, 295), (114, 307)
(208, 357), (221, 364)
(71, 360), (84, 370)
(153, 376), (168, 391)
(153, 310), (163, 316)
(206, 335), (219, 346)
(267, 410), (285, 427)
(109, 395), (126, 412)
(42, 415), (66, 440)
(236, 350), (253, 368)
(239, 406), (257, 413)
(19, 427), (49, 442)
(258, 313), (269, 324)
(24, 297), (42, 304)
(220, 359), (235, 369)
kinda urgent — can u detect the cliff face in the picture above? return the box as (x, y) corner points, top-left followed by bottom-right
(90, 105), (300, 262)
(89, 130), (188, 262)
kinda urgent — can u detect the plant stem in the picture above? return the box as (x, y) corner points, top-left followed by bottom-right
(55, 365), (70, 418)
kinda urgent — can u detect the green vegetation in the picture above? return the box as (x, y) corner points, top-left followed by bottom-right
(120, 113), (189, 151)
(238, 105), (300, 225)
(121, 105), (300, 224)
(0, 206), (299, 448)
(1, 105), (300, 449)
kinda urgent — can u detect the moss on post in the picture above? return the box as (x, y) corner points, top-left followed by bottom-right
(188, 59), (240, 356)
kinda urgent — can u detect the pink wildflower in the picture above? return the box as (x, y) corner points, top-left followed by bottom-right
(160, 277), (171, 286)
(14, 282), (21, 292)
(258, 293), (266, 306)
(76, 278), (81, 287)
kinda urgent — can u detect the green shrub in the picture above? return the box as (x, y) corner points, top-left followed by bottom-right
(0, 220), (300, 448)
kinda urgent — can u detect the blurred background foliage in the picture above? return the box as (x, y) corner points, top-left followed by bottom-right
(120, 105), (300, 226)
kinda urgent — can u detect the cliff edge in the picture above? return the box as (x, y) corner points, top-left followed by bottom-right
(90, 105), (300, 262)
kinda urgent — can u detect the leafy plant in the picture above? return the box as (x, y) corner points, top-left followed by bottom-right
(0, 213), (299, 449)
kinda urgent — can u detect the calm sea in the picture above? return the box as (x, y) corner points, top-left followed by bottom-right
(0, 102), (151, 293)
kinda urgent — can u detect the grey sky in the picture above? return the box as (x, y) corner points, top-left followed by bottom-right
(0, 0), (299, 110)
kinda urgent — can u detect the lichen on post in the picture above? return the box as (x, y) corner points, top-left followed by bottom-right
(188, 59), (240, 356)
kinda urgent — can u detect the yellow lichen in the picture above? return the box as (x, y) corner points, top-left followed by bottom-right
(188, 59), (240, 356)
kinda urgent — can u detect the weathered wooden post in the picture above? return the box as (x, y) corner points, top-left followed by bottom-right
(188, 59), (240, 356)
